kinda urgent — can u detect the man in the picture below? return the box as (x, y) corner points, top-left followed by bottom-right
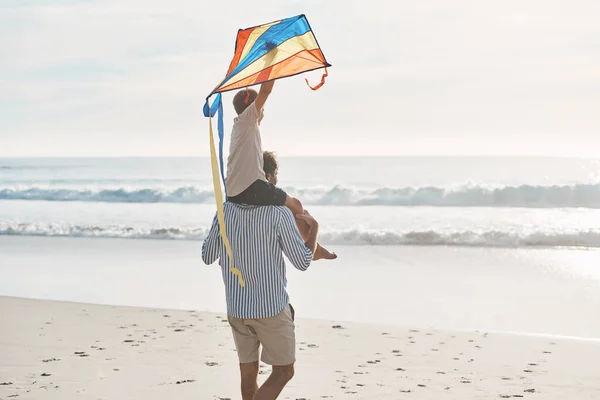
(202, 202), (319, 400)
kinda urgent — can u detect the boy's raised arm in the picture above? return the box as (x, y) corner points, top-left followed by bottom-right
(254, 80), (274, 112)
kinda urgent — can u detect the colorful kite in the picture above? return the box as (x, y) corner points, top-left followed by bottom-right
(203, 14), (331, 286)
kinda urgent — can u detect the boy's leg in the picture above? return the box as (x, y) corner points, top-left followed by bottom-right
(284, 195), (337, 261)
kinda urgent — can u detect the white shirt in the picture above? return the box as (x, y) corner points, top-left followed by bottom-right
(225, 103), (267, 197)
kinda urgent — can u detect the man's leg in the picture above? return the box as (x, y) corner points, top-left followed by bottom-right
(284, 196), (337, 260)
(247, 305), (296, 399)
(253, 364), (294, 400)
(239, 362), (259, 400)
(228, 316), (261, 400)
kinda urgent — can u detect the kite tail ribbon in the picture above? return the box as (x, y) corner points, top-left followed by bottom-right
(305, 67), (328, 91)
(203, 94), (245, 287)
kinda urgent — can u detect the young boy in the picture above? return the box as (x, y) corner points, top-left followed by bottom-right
(225, 80), (336, 260)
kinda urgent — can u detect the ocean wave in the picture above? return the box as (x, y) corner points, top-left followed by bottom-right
(0, 183), (599, 208)
(1, 222), (598, 248)
(0, 186), (209, 203)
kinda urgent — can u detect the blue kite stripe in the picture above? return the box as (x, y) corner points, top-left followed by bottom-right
(214, 15), (311, 92)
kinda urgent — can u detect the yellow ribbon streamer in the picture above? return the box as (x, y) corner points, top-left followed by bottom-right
(209, 114), (245, 287)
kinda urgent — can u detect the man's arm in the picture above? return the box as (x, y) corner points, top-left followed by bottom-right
(254, 80), (274, 112)
(201, 213), (222, 265)
(277, 209), (314, 271)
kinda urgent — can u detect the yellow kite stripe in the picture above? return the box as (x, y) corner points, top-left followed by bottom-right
(225, 31), (319, 88)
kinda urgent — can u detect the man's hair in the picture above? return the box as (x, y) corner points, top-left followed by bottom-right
(263, 151), (278, 177)
(233, 89), (258, 115)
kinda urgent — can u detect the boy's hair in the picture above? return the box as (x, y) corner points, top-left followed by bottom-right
(233, 89), (258, 115)
(263, 151), (278, 177)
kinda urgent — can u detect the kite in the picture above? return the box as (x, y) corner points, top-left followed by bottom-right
(203, 14), (331, 287)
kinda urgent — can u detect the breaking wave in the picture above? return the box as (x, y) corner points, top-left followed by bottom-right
(1, 222), (598, 248)
(1, 183), (599, 208)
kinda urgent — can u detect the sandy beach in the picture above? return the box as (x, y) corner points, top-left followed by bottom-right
(2, 296), (599, 399)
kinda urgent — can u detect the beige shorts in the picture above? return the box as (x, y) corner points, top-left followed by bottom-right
(228, 304), (295, 366)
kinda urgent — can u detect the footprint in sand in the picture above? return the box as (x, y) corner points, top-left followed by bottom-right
(175, 379), (196, 384)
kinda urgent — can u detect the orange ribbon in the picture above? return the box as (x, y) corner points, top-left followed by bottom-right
(305, 67), (328, 91)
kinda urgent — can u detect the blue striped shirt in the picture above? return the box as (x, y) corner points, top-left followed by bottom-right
(201, 203), (313, 319)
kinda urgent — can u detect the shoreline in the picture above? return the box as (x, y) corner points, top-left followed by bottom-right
(4, 294), (600, 344)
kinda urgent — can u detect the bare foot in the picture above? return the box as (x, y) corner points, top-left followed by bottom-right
(313, 244), (337, 260)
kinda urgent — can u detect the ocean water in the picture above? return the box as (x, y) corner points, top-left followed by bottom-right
(1, 156), (600, 248)
(2, 156), (600, 337)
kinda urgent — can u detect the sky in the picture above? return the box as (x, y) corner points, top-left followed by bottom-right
(1, 0), (599, 157)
